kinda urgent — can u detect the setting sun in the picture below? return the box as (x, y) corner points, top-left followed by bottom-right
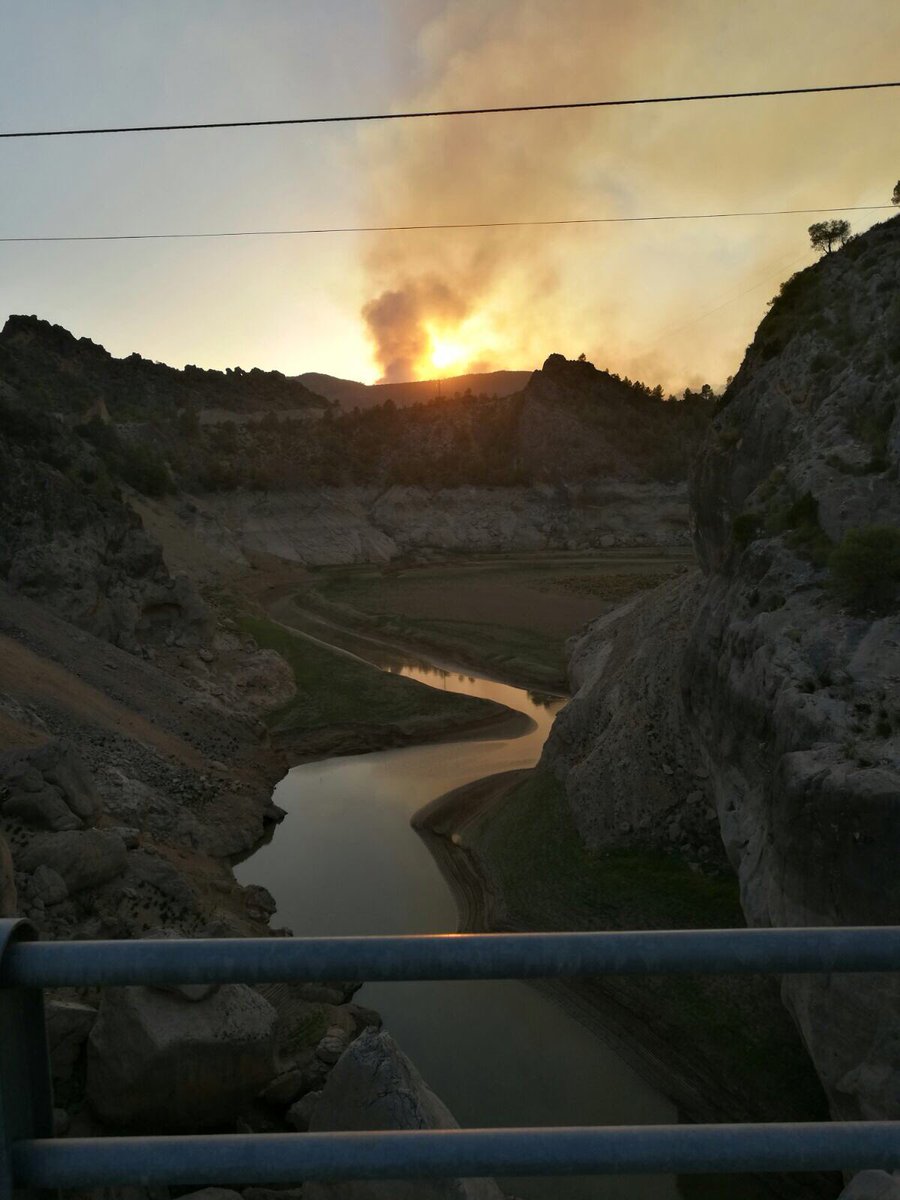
(420, 314), (496, 378)
(429, 334), (467, 371)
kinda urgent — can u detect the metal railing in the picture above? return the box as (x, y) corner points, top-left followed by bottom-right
(3, 918), (900, 1193)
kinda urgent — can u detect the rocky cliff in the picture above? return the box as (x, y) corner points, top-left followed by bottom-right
(544, 215), (900, 1121)
(0, 386), (211, 650)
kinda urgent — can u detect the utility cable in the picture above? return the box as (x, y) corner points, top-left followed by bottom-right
(1, 206), (894, 245)
(0, 204), (893, 244)
(2, 81), (899, 139)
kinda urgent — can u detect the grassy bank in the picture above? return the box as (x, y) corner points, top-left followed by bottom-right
(238, 613), (510, 745)
(295, 552), (692, 691)
(474, 770), (830, 1129)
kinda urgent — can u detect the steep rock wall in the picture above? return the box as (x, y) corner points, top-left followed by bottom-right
(545, 215), (900, 1120)
(181, 480), (690, 567)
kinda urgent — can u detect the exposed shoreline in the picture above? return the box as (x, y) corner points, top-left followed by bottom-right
(413, 771), (836, 1200)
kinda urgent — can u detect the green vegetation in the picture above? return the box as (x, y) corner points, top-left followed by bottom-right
(769, 491), (832, 565)
(477, 770), (828, 1121)
(829, 525), (900, 613)
(731, 512), (762, 548)
(77, 417), (173, 496)
(238, 613), (499, 736)
(297, 555), (689, 690)
(808, 218), (850, 255)
(481, 770), (743, 930)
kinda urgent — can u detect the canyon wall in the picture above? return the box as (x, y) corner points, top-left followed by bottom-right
(544, 215), (900, 1120)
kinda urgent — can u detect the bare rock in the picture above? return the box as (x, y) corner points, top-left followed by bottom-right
(46, 999), (98, 1082)
(19, 830), (127, 894)
(0, 832), (16, 915)
(178, 1191), (244, 1200)
(305, 1028), (504, 1199)
(315, 1026), (350, 1065)
(0, 740), (102, 828)
(4, 783), (81, 831)
(29, 864), (68, 906)
(87, 984), (278, 1130)
(143, 928), (218, 1001)
(839, 1173), (900, 1199)
(285, 1087), (321, 1131)
(243, 1190), (305, 1200)
(258, 1068), (307, 1107)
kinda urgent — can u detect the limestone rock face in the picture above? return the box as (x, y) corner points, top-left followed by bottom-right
(86, 983), (278, 1130)
(19, 829), (127, 894)
(46, 999), (97, 1083)
(0, 832), (16, 915)
(839, 1173), (900, 1199)
(544, 572), (724, 868)
(0, 740), (102, 830)
(544, 215), (900, 1122)
(0, 386), (213, 652)
(304, 1028), (504, 1200)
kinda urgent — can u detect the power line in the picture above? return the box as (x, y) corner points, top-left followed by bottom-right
(640, 252), (811, 351)
(0, 204), (893, 245)
(2, 81), (899, 139)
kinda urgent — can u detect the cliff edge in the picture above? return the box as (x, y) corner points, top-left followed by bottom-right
(545, 215), (900, 1121)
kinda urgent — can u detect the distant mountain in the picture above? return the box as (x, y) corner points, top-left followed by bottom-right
(0, 315), (330, 421)
(296, 369), (533, 411)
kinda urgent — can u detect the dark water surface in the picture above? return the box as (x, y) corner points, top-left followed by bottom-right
(237, 651), (744, 1199)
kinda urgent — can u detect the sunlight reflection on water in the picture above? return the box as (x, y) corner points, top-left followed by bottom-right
(236, 655), (682, 1200)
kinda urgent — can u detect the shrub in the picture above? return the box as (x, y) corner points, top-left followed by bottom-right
(829, 525), (900, 613)
(732, 512), (763, 547)
(771, 491), (832, 565)
(118, 442), (172, 496)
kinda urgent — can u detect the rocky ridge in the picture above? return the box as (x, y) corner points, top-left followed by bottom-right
(543, 215), (900, 1130)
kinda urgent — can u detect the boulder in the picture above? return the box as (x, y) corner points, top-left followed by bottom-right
(19, 830), (127, 894)
(0, 740), (102, 825)
(87, 984), (278, 1130)
(286, 1088), (321, 1131)
(839, 1173), (900, 1199)
(0, 833), (16, 915)
(177, 1191), (243, 1200)
(3, 784), (81, 831)
(258, 1068), (307, 1107)
(315, 1026), (350, 1065)
(243, 1191), (305, 1200)
(29, 864), (68, 906)
(36, 740), (103, 821)
(46, 999), (98, 1082)
(305, 1028), (504, 1200)
(141, 928), (218, 1002)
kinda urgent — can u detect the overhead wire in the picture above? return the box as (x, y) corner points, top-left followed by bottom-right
(0, 204), (893, 244)
(2, 81), (898, 139)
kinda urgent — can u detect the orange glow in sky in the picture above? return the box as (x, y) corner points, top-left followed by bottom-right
(427, 327), (468, 373)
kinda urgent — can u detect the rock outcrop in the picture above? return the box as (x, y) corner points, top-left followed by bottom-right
(0, 389), (212, 651)
(87, 983), (279, 1130)
(304, 1028), (504, 1200)
(0, 740), (103, 831)
(544, 215), (900, 1121)
(178, 480), (690, 568)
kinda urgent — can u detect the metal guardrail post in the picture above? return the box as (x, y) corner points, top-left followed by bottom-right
(0, 919), (54, 1200)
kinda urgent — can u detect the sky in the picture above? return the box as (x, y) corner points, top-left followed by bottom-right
(0, 1), (898, 390)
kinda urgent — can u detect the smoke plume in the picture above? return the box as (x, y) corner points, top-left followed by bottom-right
(358, 0), (900, 387)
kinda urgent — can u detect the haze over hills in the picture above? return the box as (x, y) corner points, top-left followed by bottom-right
(295, 369), (534, 411)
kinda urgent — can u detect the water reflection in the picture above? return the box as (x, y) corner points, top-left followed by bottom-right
(236, 656), (681, 1199)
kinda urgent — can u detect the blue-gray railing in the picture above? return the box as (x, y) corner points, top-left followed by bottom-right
(3, 918), (900, 1193)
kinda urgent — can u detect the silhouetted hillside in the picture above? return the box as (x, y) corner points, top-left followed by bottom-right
(0, 315), (330, 421)
(0, 317), (714, 493)
(296, 369), (533, 410)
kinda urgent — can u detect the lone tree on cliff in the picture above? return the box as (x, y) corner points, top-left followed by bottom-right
(808, 219), (851, 254)
(892, 180), (900, 206)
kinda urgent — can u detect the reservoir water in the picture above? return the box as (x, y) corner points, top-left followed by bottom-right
(236, 649), (683, 1199)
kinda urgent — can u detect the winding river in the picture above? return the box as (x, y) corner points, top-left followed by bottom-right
(236, 645), (693, 1199)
